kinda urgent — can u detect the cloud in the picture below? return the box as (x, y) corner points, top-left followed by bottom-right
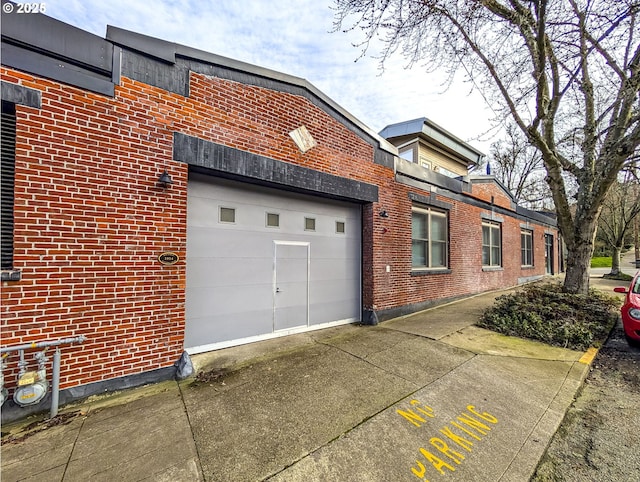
(43, 0), (494, 152)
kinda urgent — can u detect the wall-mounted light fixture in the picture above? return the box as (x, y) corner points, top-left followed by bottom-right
(157, 170), (173, 188)
(379, 210), (389, 218)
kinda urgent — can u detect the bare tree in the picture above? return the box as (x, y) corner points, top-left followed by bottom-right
(334, 0), (640, 293)
(597, 175), (640, 275)
(488, 123), (552, 209)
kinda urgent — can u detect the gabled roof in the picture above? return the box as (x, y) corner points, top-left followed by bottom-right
(467, 174), (517, 204)
(380, 117), (484, 167)
(1, 9), (397, 164)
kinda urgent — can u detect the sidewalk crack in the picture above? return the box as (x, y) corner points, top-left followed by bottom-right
(61, 414), (86, 481)
(176, 380), (207, 482)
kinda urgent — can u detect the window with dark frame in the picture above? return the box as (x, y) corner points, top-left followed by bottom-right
(482, 221), (502, 267)
(521, 229), (533, 266)
(411, 205), (448, 269)
(1, 101), (16, 271)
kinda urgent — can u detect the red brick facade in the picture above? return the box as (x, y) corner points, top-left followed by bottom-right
(0, 17), (558, 409)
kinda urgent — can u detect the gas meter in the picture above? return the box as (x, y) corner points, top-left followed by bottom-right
(14, 350), (49, 406)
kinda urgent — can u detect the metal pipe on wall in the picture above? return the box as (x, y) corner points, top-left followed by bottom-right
(1, 336), (87, 418)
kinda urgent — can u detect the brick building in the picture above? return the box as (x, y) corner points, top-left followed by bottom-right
(1, 11), (559, 418)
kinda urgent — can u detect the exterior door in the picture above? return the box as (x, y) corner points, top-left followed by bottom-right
(274, 241), (309, 331)
(545, 234), (554, 274)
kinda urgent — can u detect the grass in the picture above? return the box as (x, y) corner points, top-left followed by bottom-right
(477, 282), (620, 351)
(590, 257), (612, 268)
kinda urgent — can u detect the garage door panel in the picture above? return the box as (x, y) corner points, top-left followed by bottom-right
(310, 280), (359, 306)
(186, 285), (273, 318)
(188, 228), (274, 257)
(187, 257), (274, 288)
(310, 300), (359, 325)
(312, 237), (360, 258)
(185, 312), (274, 347)
(186, 174), (361, 352)
(311, 259), (359, 282)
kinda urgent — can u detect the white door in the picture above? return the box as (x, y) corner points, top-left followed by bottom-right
(274, 242), (309, 331)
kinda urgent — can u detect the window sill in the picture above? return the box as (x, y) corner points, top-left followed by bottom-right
(521, 265), (535, 270)
(482, 266), (503, 272)
(1, 270), (22, 281)
(411, 268), (452, 276)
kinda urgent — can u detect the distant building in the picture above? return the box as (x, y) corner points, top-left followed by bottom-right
(0, 10), (559, 420)
(380, 117), (483, 177)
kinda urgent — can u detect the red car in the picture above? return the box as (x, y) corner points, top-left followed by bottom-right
(614, 274), (640, 346)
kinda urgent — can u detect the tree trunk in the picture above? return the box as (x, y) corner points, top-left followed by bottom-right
(564, 249), (592, 294)
(562, 217), (598, 294)
(609, 246), (621, 276)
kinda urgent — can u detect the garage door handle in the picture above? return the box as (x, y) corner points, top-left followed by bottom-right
(276, 287), (281, 293)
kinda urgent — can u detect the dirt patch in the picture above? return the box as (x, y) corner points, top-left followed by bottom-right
(192, 367), (230, 385)
(1, 410), (82, 445)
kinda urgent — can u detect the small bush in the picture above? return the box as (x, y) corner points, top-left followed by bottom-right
(478, 283), (620, 351)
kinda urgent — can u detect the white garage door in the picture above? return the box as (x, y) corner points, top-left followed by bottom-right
(185, 174), (362, 353)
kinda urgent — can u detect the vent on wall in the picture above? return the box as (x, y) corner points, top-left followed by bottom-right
(1, 101), (16, 272)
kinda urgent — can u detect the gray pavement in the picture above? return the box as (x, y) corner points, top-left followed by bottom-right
(1, 284), (600, 482)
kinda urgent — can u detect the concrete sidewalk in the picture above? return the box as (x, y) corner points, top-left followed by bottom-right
(1, 286), (594, 482)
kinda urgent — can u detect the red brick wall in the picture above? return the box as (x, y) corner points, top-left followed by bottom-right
(0, 67), (388, 390)
(370, 182), (557, 312)
(469, 181), (513, 209)
(1, 69), (189, 390)
(1, 64), (558, 392)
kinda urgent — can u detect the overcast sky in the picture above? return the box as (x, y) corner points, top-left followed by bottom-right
(43, 0), (496, 154)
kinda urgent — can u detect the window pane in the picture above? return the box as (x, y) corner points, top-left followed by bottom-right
(431, 215), (446, 242)
(412, 240), (427, 267)
(432, 241), (446, 267)
(305, 217), (316, 231)
(482, 245), (490, 265)
(492, 247), (501, 266)
(220, 207), (235, 223)
(266, 213), (279, 227)
(412, 212), (427, 239)
(521, 231), (532, 265)
(400, 149), (414, 162)
(482, 225), (490, 245)
(490, 226), (500, 246)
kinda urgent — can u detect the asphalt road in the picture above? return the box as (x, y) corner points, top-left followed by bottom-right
(532, 318), (640, 481)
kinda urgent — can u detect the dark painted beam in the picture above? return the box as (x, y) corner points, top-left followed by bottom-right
(174, 132), (379, 203)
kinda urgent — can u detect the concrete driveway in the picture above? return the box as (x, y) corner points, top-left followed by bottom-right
(2, 286), (595, 482)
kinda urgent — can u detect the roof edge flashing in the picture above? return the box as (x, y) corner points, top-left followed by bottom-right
(106, 25), (177, 64)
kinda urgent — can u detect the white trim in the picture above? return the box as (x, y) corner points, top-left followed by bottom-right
(185, 317), (358, 355)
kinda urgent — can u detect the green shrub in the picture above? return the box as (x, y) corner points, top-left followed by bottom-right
(478, 282), (620, 350)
